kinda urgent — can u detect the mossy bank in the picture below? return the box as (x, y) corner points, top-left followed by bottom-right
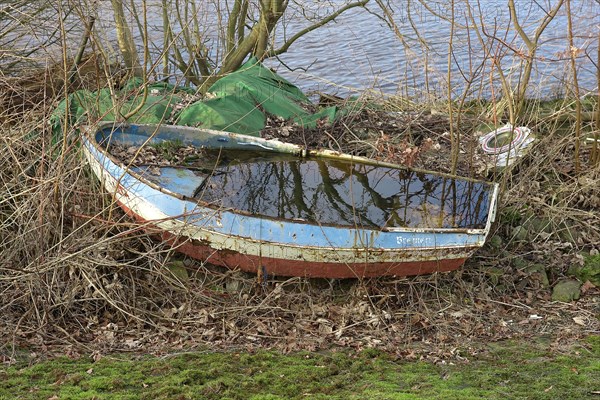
(2, 336), (599, 400)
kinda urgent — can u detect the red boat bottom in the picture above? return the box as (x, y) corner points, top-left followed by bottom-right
(161, 231), (467, 279)
(118, 202), (467, 279)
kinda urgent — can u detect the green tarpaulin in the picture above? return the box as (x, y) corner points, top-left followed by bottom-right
(51, 58), (349, 138)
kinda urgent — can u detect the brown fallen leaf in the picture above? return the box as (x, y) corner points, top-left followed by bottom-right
(581, 280), (596, 294)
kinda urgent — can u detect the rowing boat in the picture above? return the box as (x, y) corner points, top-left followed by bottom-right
(82, 122), (499, 278)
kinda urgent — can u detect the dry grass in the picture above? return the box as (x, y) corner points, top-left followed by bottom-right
(1, 64), (598, 363)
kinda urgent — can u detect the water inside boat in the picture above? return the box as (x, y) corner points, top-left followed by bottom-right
(120, 148), (492, 230)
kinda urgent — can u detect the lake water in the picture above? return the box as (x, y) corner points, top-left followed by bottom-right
(264, 0), (599, 97)
(4, 0), (598, 98)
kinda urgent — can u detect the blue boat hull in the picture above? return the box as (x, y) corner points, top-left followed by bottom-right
(82, 122), (499, 278)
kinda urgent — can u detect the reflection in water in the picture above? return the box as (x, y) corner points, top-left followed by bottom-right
(195, 153), (491, 230)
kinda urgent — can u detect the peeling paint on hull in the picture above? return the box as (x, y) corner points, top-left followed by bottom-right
(82, 122), (499, 278)
(117, 199), (473, 278)
(167, 232), (469, 278)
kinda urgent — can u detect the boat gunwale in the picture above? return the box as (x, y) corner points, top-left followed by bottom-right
(83, 121), (500, 236)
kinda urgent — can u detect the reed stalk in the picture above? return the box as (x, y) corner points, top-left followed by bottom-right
(565, 0), (581, 174)
(447, 0), (458, 175)
(592, 28), (600, 168)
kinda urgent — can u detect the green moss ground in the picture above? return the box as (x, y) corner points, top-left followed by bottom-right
(1, 336), (598, 399)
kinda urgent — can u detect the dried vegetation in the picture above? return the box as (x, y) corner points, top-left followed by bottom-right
(1, 64), (599, 364)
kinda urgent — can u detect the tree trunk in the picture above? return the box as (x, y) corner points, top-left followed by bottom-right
(111, 0), (143, 77)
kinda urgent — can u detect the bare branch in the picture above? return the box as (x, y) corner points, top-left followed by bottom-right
(507, 0), (534, 50)
(267, 0), (370, 57)
(227, 0), (242, 54)
(237, 0), (249, 46)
